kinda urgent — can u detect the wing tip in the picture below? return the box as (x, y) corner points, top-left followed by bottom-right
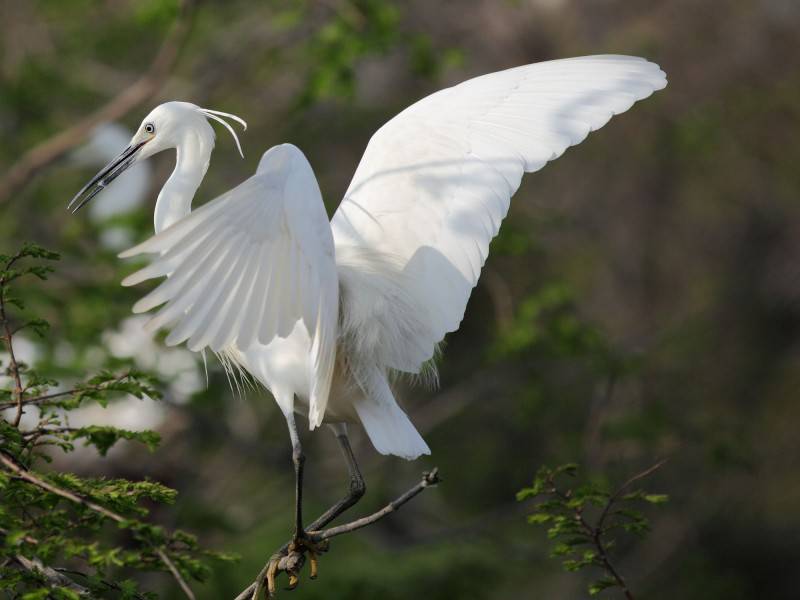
(118, 245), (145, 259)
(120, 272), (142, 287)
(131, 300), (150, 314)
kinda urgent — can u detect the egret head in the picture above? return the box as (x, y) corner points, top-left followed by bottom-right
(68, 101), (246, 213)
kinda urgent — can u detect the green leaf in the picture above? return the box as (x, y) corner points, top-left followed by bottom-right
(555, 463), (579, 477)
(19, 242), (60, 261)
(70, 426), (160, 456)
(24, 265), (55, 280)
(589, 577), (619, 595)
(550, 542), (573, 557)
(643, 494), (669, 504)
(52, 588), (82, 600)
(6, 296), (25, 310)
(20, 318), (50, 338)
(526, 513), (552, 525)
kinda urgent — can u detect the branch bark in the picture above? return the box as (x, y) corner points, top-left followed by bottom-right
(0, 0), (195, 204)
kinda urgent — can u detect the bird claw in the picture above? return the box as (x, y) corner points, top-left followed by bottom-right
(263, 535), (330, 597)
(265, 553), (281, 598)
(308, 549), (319, 580)
(305, 539), (330, 579)
(285, 573), (299, 591)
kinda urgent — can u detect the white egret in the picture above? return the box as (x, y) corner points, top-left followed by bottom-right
(69, 55), (666, 587)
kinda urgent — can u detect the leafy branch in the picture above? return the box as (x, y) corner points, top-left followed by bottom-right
(0, 243), (232, 599)
(518, 461), (668, 598)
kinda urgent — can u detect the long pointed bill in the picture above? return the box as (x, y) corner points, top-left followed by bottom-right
(68, 139), (148, 213)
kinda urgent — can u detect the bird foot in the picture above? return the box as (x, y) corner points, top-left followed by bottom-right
(264, 535), (330, 597)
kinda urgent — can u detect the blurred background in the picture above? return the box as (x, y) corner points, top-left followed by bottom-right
(1, 0), (798, 598)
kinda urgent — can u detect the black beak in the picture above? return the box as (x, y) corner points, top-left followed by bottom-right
(67, 139), (148, 214)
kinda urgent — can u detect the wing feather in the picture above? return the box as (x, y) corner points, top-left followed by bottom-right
(132, 230), (231, 314)
(331, 55), (666, 373)
(122, 144), (338, 426)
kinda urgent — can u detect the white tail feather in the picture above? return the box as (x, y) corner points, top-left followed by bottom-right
(352, 371), (430, 460)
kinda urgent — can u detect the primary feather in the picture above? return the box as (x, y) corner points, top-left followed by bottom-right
(331, 55), (667, 381)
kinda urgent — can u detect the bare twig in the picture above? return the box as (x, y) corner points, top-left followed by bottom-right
(0, 0), (195, 204)
(312, 468), (440, 541)
(234, 469), (440, 600)
(0, 450), (196, 599)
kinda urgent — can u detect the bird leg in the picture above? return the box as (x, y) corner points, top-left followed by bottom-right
(305, 426), (366, 530)
(262, 424), (365, 597)
(261, 413), (310, 597)
(291, 429), (305, 542)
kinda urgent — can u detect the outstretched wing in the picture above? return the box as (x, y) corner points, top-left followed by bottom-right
(120, 144), (338, 425)
(331, 55), (666, 372)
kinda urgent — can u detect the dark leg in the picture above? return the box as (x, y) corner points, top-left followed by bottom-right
(264, 422), (367, 597)
(268, 412), (315, 595)
(285, 412), (305, 540)
(306, 425), (366, 531)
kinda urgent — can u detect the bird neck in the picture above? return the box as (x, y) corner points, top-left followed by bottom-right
(154, 129), (214, 234)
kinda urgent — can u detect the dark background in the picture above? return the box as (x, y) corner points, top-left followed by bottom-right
(1, 1), (798, 598)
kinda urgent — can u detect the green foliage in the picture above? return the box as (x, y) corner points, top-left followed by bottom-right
(491, 283), (601, 358)
(518, 462), (668, 597)
(0, 245), (233, 598)
(296, 0), (460, 108)
(298, 0), (401, 106)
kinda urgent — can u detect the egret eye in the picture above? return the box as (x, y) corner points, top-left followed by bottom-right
(144, 123), (155, 134)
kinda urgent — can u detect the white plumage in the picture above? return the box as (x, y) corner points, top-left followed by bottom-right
(120, 145), (339, 428)
(71, 55), (667, 463)
(333, 55), (667, 391)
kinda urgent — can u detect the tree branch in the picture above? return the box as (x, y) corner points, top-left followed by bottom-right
(0, 0), (195, 204)
(312, 468), (440, 541)
(234, 468), (440, 600)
